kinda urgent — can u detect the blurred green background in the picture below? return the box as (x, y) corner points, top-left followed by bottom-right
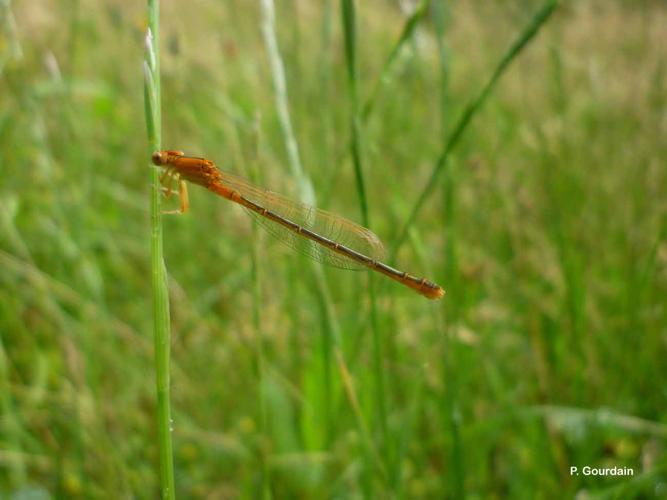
(1, 0), (666, 497)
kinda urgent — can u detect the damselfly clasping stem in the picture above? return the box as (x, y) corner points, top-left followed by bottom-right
(152, 150), (445, 299)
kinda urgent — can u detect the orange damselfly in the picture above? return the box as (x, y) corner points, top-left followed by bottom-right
(152, 150), (444, 300)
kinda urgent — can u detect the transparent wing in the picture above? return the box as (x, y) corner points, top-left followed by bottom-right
(221, 172), (386, 270)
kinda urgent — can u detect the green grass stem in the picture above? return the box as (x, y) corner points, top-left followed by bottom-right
(341, 1), (390, 482)
(390, 0), (559, 259)
(245, 120), (272, 499)
(143, 1), (176, 496)
(260, 0), (314, 204)
(362, 0), (431, 122)
(432, 0), (450, 136)
(341, 0), (368, 226)
(260, 0), (340, 448)
(431, 2), (466, 496)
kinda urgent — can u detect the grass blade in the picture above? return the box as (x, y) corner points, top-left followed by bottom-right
(260, 0), (313, 204)
(341, 1), (390, 490)
(260, 0), (342, 450)
(362, 0), (431, 122)
(390, 0), (560, 259)
(340, 0), (369, 226)
(143, 2), (176, 497)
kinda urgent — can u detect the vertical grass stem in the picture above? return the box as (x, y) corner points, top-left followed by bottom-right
(341, 0), (391, 484)
(143, 3), (176, 497)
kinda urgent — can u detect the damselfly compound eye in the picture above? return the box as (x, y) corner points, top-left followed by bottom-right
(152, 151), (163, 165)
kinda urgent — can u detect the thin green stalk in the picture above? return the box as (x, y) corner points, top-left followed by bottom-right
(393, 371), (425, 499)
(390, 0), (559, 259)
(341, 0), (368, 226)
(246, 121), (272, 500)
(143, 1), (175, 496)
(321, 0), (430, 205)
(317, 0), (334, 184)
(259, 0), (314, 203)
(432, 2), (465, 496)
(432, 0), (450, 137)
(252, 237), (271, 500)
(260, 0), (341, 447)
(341, 0), (389, 487)
(433, 0), (457, 288)
(0, 0), (23, 75)
(314, 279), (336, 440)
(362, 0), (431, 122)
(441, 319), (465, 497)
(336, 348), (388, 483)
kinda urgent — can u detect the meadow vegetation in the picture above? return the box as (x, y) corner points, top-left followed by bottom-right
(0, 0), (666, 497)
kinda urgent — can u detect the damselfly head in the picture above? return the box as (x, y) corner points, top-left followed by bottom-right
(152, 150), (185, 166)
(151, 151), (166, 166)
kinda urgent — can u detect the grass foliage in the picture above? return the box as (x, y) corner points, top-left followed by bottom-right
(1, 0), (666, 497)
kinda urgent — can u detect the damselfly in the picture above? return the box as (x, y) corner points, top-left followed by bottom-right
(152, 150), (444, 299)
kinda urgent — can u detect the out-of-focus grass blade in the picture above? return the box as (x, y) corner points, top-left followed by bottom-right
(362, 0), (431, 122)
(341, 0), (369, 226)
(341, 3), (389, 492)
(529, 405), (667, 438)
(390, 0), (560, 259)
